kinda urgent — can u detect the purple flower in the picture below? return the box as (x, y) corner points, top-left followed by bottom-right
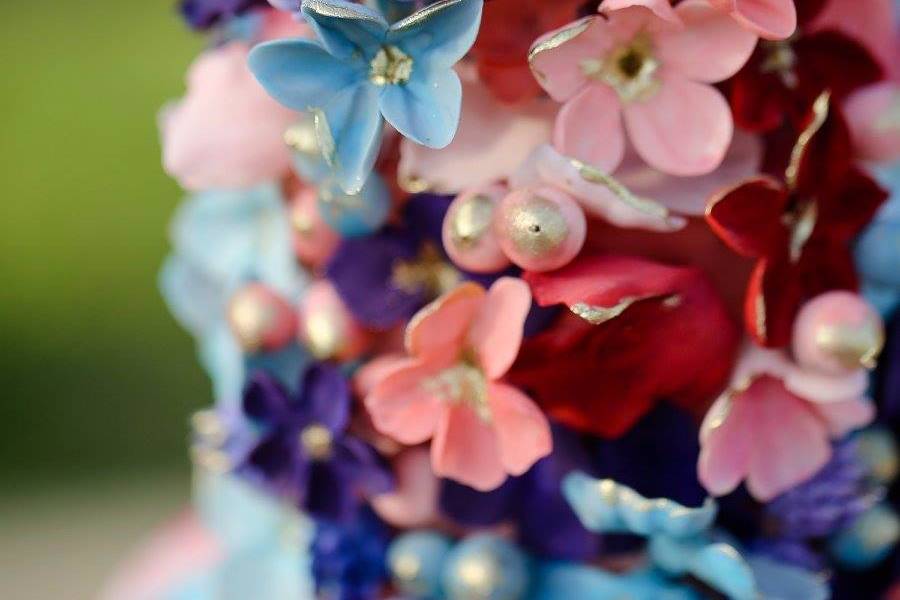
(180, 0), (270, 30)
(312, 508), (391, 600)
(439, 425), (600, 561)
(765, 439), (876, 540)
(241, 363), (392, 521)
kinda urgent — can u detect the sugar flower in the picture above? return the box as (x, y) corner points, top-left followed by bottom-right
(365, 278), (552, 491)
(249, 0), (484, 193)
(181, 0), (270, 30)
(241, 363), (393, 520)
(529, 1), (756, 176)
(708, 0), (797, 40)
(311, 508), (391, 600)
(698, 345), (875, 502)
(510, 253), (739, 438)
(706, 97), (888, 347)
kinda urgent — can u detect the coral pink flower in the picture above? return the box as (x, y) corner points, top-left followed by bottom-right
(161, 43), (298, 191)
(708, 0), (798, 40)
(698, 345), (875, 501)
(364, 278), (552, 491)
(530, 1), (756, 176)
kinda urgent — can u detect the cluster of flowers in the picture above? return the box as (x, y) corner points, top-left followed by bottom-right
(108, 0), (900, 599)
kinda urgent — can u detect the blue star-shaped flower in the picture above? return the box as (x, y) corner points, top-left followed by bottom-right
(249, 0), (483, 193)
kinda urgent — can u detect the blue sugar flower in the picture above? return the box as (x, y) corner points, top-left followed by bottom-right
(312, 507), (391, 600)
(249, 0), (484, 193)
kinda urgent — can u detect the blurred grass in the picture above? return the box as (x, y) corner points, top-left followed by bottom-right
(0, 1), (209, 487)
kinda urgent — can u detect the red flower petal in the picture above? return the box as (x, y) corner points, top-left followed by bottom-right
(510, 255), (740, 437)
(706, 176), (791, 259)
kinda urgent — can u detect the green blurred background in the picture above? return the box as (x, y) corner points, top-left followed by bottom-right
(1, 1), (213, 596)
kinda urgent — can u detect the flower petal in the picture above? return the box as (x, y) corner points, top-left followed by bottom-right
(553, 84), (626, 172)
(601, 0), (682, 23)
(379, 65), (463, 149)
(431, 404), (507, 491)
(243, 371), (292, 425)
(372, 447), (440, 527)
(295, 362), (350, 432)
(388, 0), (484, 69)
(655, 0), (757, 83)
(487, 382), (553, 476)
(405, 282), (485, 361)
(808, 398), (875, 438)
(468, 278), (532, 379)
(844, 83), (900, 163)
(301, 0), (388, 60)
(529, 16), (608, 102)
(705, 176), (790, 258)
(623, 72), (733, 176)
(731, 0), (797, 40)
(365, 358), (447, 445)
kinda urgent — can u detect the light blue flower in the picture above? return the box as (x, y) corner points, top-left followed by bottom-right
(856, 163), (900, 317)
(249, 0), (484, 193)
(159, 184), (308, 405)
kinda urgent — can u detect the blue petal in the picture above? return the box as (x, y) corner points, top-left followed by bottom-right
(649, 536), (757, 600)
(747, 556), (828, 600)
(317, 81), (385, 193)
(378, 65), (461, 148)
(530, 563), (700, 600)
(248, 38), (365, 112)
(302, 0), (388, 60)
(388, 0), (483, 69)
(562, 472), (717, 539)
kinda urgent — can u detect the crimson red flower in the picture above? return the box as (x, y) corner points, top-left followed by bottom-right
(471, 0), (584, 104)
(727, 0), (882, 132)
(706, 101), (887, 347)
(508, 255), (740, 438)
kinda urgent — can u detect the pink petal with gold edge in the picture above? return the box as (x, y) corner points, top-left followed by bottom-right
(487, 382), (553, 476)
(729, 0), (797, 40)
(405, 283), (485, 361)
(399, 71), (555, 195)
(655, 0), (757, 84)
(553, 84), (626, 172)
(529, 16), (613, 102)
(511, 144), (685, 231)
(431, 404), (507, 491)
(468, 277), (532, 379)
(623, 71), (733, 176)
(371, 447), (440, 528)
(601, 0), (683, 24)
(844, 83), (900, 163)
(615, 129), (762, 216)
(365, 358), (448, 445)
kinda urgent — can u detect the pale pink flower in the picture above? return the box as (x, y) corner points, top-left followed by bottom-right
(161, 43), (298, 191)
(364, 278), (552, 491)
(530, 0), (756, 176)
(708, 0), (797, 40)
(698, 345), (875, 501)
(844, 82), (900, 163)
(371, 447), (440, 528)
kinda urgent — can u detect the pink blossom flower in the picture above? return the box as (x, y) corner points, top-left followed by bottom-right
(698, 345), (875, 501)
(844, 82), (900, 163)
(529, 0), (756, 176)
(161, 43), (298, 191)
(364, 278), (552, 491)
(708, 0), (797, 40)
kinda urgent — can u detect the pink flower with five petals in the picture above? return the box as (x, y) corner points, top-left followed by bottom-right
(364, 278), (552, 491)
(529, 0), (756, 177)
(708, 0), (797, 40)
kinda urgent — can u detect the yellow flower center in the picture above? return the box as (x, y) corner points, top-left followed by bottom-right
(299, 424), (334, 461)
(392, 243), (462, 299)
(581, 35), (660, 103)
(370, 45), (414, 86)
(423, 355), (491, 423)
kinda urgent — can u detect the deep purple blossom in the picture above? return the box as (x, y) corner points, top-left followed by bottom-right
(180, 0), (270, 30)
(241, 363), (392, 521)
(439, 425), (600, 561)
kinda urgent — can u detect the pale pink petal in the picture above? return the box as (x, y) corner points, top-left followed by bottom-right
(554, 84), (626, 172)
(431, 405), (507, 491)
(371, 447), (440, 528)
(698, 392), (753, 497)
(365, 359), (448, 445)
(512, 144), (686, 231)
(655, 0), (757, 83)
(399, 72), (554, 194)
(468, 278), (532, 379)
(810, 398), (876, 438)
(615, 129), (762, 216)
(844, 83), (900, 163)
(601, 0), (683, 24)
(731, 0), (797, 40)
(259, 9), (313, 41)
(623, 71), (733, 176)
(529, 16), (614, 102)
(161, 43), (297, 191)
(405, 283), (485, 361)
(487, 382), (553, 476)
(352, 353), (408, 398)
(784, 368), (870, 404)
